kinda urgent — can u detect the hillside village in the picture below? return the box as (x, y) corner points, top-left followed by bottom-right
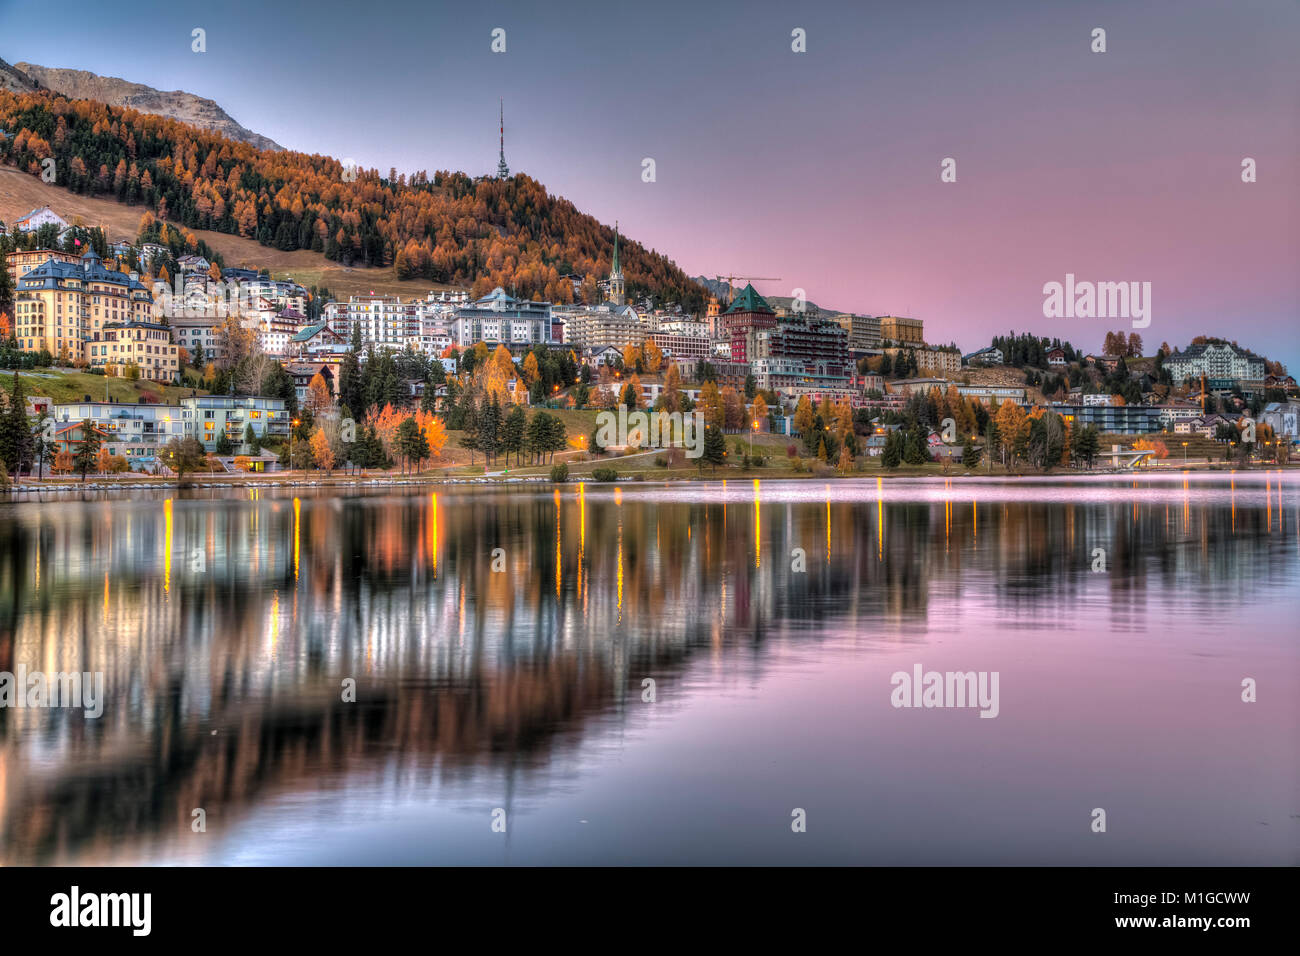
(0, 198), (1295, 483)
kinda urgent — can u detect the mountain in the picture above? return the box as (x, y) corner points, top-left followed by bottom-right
(0, 57), (38, 93)
(692, 276), (838, 316)
(14, 62), (284, 152)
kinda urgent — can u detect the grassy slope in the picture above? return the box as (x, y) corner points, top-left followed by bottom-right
(0, 166), (453, 299)
(1, 368), (201, 405)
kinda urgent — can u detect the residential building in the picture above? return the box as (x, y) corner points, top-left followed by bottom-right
(138, 243), (168, 269)
(831, 313), (882, 352)
(176, 254), (211, 274)
(181, 395), (291, 450)
(885, 345), (962, 376)
(1154, 404), (1204, 428)
(561, 304), (647, 352)
(170, 314), (225, 366)
(88, 320), (179, 379)
(290, 322), (347, 362)
(879, 315), (923, 345)
(288, 363), (336, 406)
(962, 346), (1003, 367)
(50, 420), (111, 457)
(259, 307), (309, 360)
(956, 383), (1026, 404)
(887, 377), (951, 396)
(326, 294), (408, 349)
(650, 331), (712, 362)
(13, 206), (68, 233)
(51, 401), (187, 460)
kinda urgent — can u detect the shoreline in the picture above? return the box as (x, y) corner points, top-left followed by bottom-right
(3, 460), (1293, 497)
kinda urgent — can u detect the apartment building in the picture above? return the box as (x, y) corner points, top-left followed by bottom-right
(879, 315), (924, 345)
(88, 320), (180, 379)
(50, 401), (187, 459)
(884, 345), (961, 376)
(831, 313), (882, 352)
(560, 305), (648, 352)
(170, 313), (225, 366)
(181, 396), (291, 450)
(259, 307), (309, 360)
(650, 331), (712, 362)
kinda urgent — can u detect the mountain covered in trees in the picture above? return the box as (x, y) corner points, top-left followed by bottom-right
(0, 85), (709, 310)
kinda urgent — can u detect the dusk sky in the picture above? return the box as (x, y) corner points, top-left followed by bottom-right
(3, 0), (1296, 368)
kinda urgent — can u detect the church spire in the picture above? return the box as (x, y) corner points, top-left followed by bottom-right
(496, 99), (509, 179)
(607, 221), (625, 306)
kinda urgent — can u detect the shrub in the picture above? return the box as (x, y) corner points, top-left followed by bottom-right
(654, 454), (667, 467)
(591, 467), (619, 482)
(550, 463), (569, 483)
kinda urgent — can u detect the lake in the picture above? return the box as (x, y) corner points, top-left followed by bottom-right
(0, 473), (1295, 865)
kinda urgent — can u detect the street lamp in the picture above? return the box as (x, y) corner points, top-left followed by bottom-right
(750, 418), (758, 459)
(290, 418), (300, 468)
(1182, 441), (1188, 463)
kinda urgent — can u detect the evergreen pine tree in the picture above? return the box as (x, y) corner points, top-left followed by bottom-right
(73, 419), (101, 482)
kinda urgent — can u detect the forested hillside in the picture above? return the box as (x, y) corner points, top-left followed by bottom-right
(0, 88), (707, 309)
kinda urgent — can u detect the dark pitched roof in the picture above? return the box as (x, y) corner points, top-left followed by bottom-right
(724, 284), (773, 314)
(290, 321), (333, 342)
(18, 251), (149, 291)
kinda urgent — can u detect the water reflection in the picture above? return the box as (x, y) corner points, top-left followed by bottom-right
(0, 473), (1295, 865)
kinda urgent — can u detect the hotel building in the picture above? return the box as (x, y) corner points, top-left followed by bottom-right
(12, 249), (155, 364)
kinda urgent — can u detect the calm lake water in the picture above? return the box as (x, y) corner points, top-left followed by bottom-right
(1, 474), (1296, 865)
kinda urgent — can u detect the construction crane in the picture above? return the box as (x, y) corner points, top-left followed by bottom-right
(715, 274), (782, 305)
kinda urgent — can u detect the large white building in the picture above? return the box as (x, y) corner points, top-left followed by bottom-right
(451, 287), (552, 349)
(325, 294), (412, 349)
(1164, 342), (1266, 384)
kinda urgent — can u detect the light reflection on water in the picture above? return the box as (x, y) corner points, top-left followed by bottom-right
(0, 473), (1295, 865)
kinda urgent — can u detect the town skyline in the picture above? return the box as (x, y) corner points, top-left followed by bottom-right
(1, 0), (1296, 371)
